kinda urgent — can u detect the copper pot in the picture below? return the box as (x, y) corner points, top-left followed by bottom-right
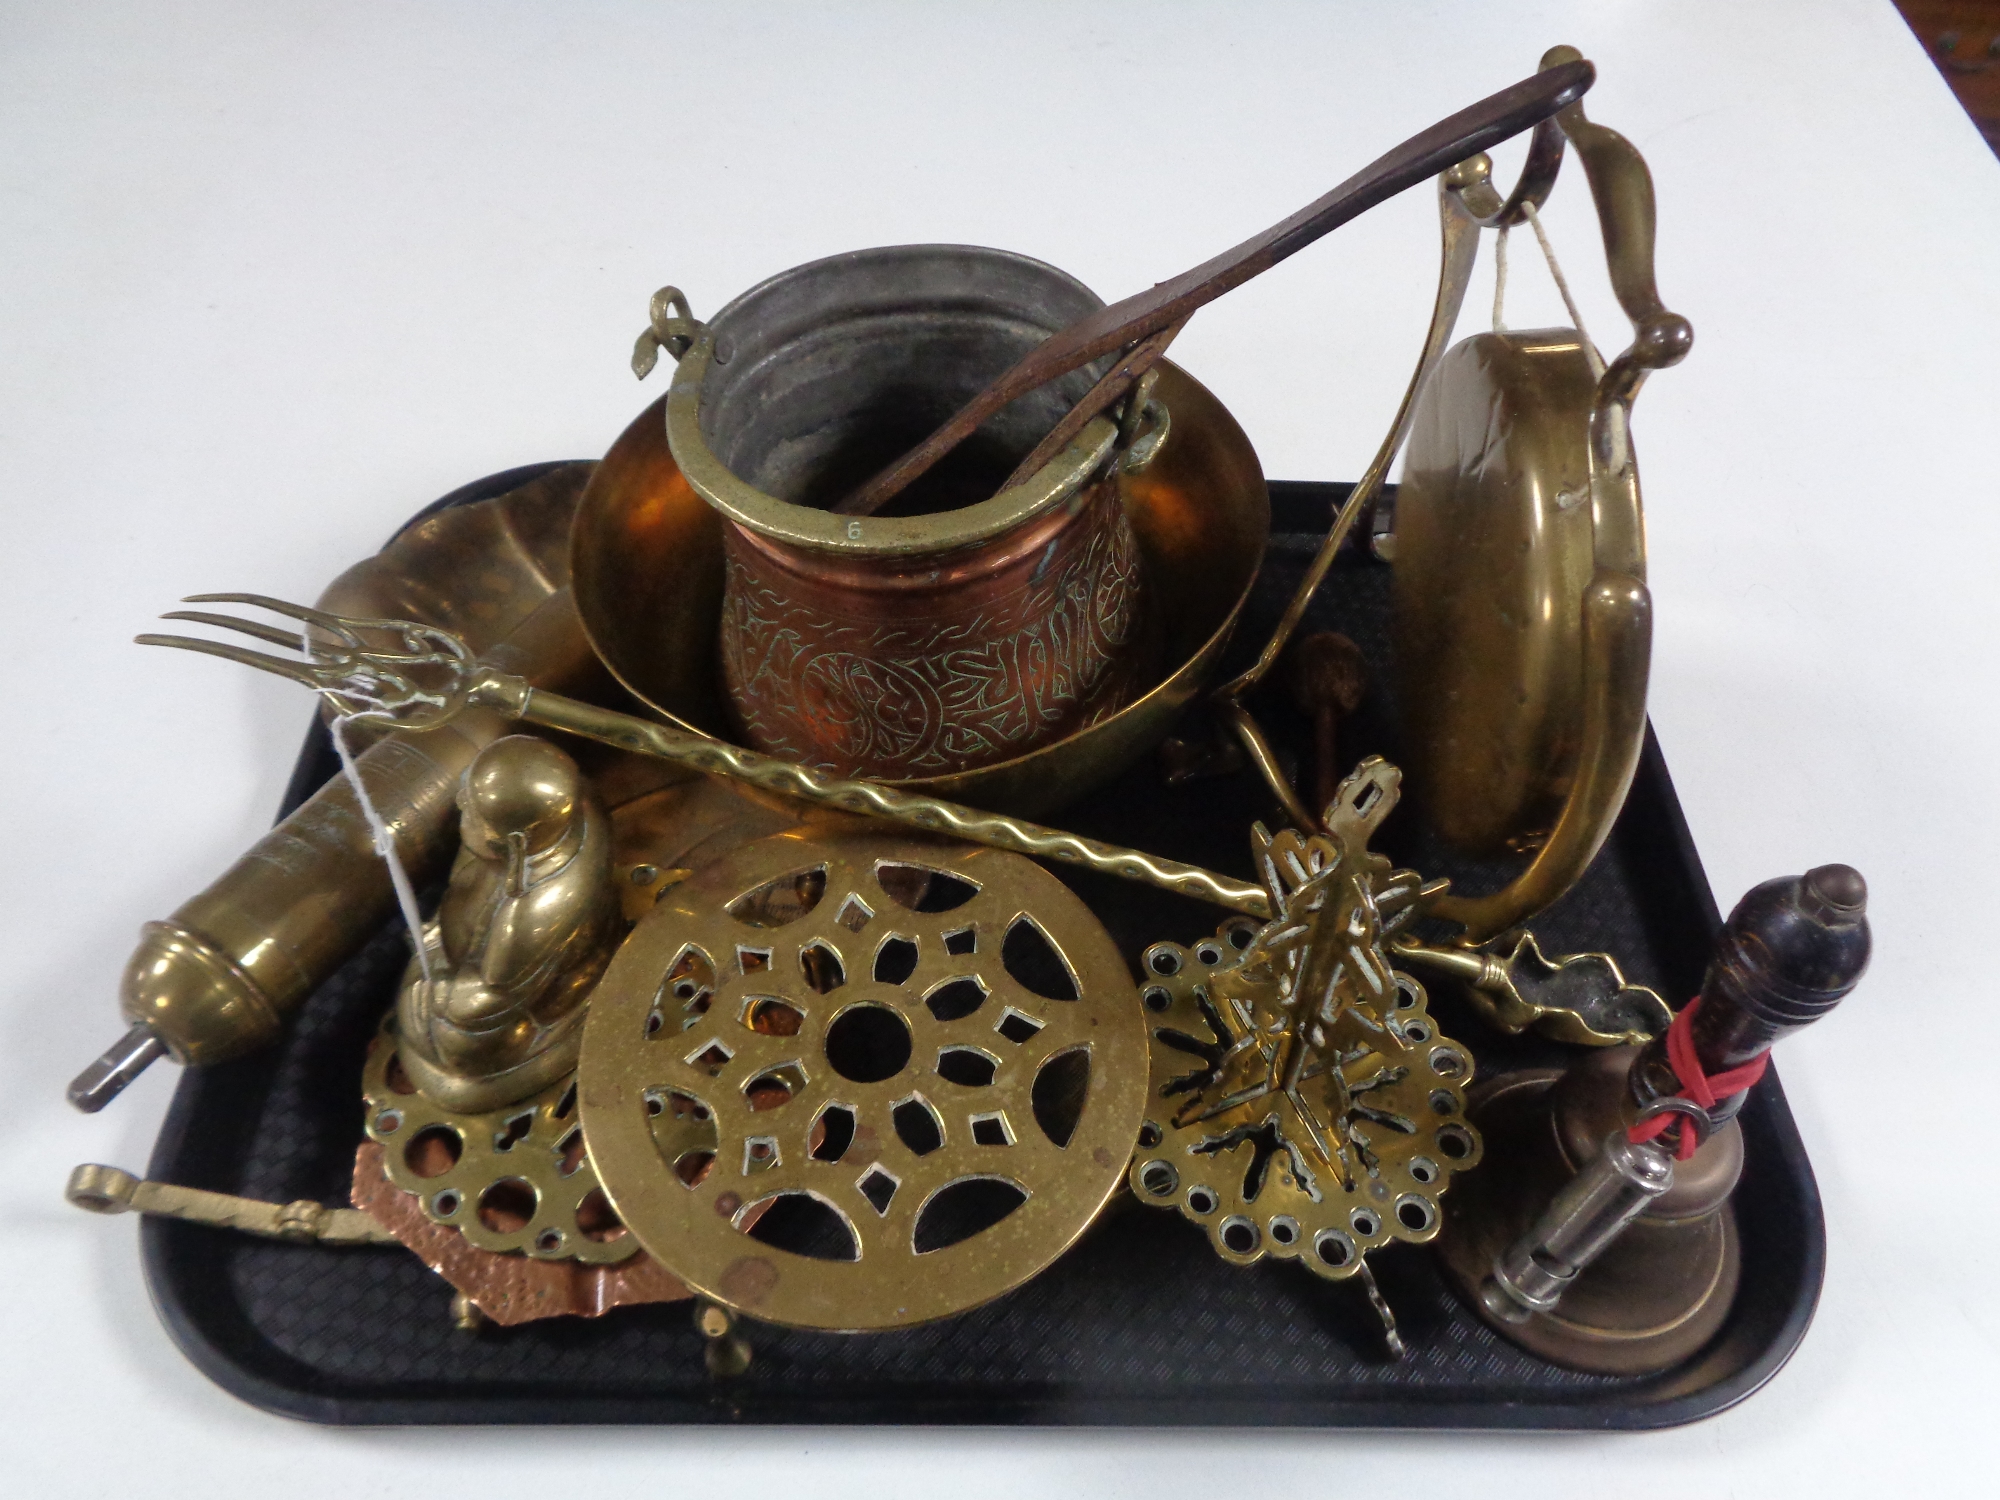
(663, 245), (1162, 780)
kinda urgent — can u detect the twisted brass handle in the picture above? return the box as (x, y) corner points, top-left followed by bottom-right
(138, 598), (1273, 919)
(490, 675), (1272, 918)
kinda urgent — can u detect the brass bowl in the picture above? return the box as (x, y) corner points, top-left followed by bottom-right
(570, 359), (1268, 818)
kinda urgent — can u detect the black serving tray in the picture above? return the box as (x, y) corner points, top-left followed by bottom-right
(139, 471), (1824, 1428)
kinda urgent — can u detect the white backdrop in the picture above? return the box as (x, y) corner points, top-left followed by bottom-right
(3, 1), (1995, 1493)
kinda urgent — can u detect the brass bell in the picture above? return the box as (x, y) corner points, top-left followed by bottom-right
(1438, 864), (1870, 1374)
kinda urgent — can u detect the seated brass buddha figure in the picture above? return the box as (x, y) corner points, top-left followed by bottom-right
(396, 736), (621, 1111)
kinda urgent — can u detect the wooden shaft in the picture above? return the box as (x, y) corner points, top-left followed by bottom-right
(832, 60), (1594, 518)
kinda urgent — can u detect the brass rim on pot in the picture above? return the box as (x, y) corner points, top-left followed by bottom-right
(667, 330), (1122, 560)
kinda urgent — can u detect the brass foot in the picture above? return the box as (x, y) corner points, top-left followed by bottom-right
(695, 1299), (752, 1377)
(1355, 1258), (1406, 1361)
(449, 1291), (489, 1333)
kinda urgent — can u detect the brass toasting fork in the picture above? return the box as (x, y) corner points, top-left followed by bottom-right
(140, 597), (1277, 919)
(145, 594), (480, 729)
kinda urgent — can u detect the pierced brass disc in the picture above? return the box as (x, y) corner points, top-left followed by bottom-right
(361, 1025), (638, 1264)
(578, 827), (1145, 1331)
(1128, 922), (1483, 1278)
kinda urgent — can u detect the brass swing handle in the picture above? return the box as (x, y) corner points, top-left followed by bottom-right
(1431, 48), (1690, 945)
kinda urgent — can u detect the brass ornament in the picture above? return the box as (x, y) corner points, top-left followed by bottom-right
(577, 827), (1147, 1331)
(1439, 864), (1870, 1373)
(1207, 47), (1683, 959)
(1129, 760), (1482, 1277)
(394, 735), (624, 1113)
(1394, 50), (1687, 943)
(1391, 930), (1670, 1047)
(361, 1028), (639, 1265)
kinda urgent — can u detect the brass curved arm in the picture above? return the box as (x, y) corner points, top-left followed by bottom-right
(1212, 175), (1482, 833)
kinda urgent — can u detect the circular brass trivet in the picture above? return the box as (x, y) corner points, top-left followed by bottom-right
(362, 1024), (639, 1264)
(578, 828), (1145, 1330)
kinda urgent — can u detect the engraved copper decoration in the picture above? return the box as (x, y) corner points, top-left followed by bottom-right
(717, 476), (1144, 778)
(665, 245), (1160, 781)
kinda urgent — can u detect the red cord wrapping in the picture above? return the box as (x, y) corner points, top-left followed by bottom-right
(1626, 995), (1768, 1160)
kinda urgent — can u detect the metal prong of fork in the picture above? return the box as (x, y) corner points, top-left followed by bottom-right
(139, 596), (480, 732)
(182, 592), (380, 648)
(156, 610), (305, 652)
(179, 594), (475, 674)
(134, 632), (330, 688)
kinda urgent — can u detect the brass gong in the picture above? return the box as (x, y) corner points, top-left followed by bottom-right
(577, 827), (1146, 1331)
(1394, 324), (1623, 860)
(1390, 50), (1690, 943)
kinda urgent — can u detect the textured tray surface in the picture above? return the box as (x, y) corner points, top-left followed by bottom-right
(140, 474), (1823, 1427)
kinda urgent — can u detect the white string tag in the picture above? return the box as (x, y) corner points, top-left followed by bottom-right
(1490, 203), (1607, 382)
(326, 710), (436, 982)
(1521, 201), (1606, 380)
